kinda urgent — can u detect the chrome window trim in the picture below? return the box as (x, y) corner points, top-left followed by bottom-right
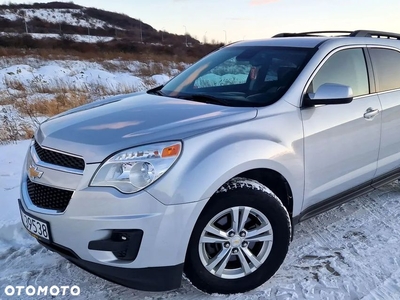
(300, 44), (369, 105)
(366, 45), (400, 93)
(375, 88), (400, 96)
(366, 45), (400, 51)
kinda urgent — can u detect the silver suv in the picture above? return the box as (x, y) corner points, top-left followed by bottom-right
(19, 30), (400, 294)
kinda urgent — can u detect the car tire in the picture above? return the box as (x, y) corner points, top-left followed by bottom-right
(184, 177), (291, 294)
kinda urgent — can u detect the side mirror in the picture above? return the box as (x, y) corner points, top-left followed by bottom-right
(303, 83), (353, 107)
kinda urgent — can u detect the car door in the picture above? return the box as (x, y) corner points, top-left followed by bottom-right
(367, 47), (400, 179)
(301, 47), (382, 210)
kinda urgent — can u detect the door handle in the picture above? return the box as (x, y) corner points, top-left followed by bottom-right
(363, 107), (379, 120)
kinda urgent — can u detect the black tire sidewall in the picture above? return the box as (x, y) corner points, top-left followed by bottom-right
(184, 185), (291, 294)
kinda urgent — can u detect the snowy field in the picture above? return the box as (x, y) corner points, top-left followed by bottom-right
(0, 58), (175, 93)
(1, 140), (400, 299)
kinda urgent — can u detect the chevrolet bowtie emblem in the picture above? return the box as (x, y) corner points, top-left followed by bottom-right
(29, 165), (43, 180)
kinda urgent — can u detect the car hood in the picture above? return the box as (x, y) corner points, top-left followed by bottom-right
(36, 92), (257, 163)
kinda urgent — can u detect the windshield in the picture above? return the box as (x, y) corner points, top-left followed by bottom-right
(157, 46), (314, 107)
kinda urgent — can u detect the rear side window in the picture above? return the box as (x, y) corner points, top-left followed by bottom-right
(369, 48), (400, 92)
(309, 48), (369, 97)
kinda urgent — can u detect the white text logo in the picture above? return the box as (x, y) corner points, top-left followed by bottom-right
(4, 285), (80, 297)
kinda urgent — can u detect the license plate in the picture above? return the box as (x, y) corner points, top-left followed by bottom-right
(19, 202), (51, 242)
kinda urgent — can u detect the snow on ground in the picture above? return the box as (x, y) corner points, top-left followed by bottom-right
(0, 58), (183, 114)
(0, 57), (181, 94)
(0, 140), (29, 228)
(30, 33), (114, 44)
(0, 60), (148, 92)
(67, 34), (114, 44)
(0, 32), (115, 43)
(1, 141), (400, 299)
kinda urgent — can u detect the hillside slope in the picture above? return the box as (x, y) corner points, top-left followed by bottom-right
(0, 1), (199, 45)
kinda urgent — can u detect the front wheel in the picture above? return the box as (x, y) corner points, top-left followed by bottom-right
(184, 177), (291, 294)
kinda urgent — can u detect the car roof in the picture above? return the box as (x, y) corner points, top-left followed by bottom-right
(231, 37), (328, 48)
(229, 30), (400, 50)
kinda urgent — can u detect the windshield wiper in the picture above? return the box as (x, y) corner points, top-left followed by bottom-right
(183, 94), (231, 106)
(148, 89), (251, 107)
(147, 85), (165, 96)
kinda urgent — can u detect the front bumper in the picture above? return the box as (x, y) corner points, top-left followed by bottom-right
(20, 172), (207, 291)
(20, 141), (208, 291)
(38, 239), (184, 291)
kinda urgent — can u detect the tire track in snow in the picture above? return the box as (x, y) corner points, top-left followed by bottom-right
(362, 268), (400, 300)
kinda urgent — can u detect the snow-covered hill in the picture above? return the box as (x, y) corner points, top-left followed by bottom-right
(0, 3), (199, 45)
(0, 6), (124, 43)
(1, 8), (122, 29)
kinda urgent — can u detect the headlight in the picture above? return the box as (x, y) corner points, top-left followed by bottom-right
(90, 141), (182, 193)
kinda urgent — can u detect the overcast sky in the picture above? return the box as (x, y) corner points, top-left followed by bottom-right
(9, 0), (400, 43)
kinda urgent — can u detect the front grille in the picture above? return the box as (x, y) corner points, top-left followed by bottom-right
(34, 141), (85, 171)
(27, 178), (73, 211)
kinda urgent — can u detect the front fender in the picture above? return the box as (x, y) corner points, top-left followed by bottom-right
(147, 116), (304, 217)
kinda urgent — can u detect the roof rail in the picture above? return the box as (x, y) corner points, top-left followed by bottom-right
(273, 30), (400, 40)
(273, 31), (352, 37)
(350, 30), (400, 40)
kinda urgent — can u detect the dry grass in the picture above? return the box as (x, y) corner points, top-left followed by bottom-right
(2, 76), (142, 115)
(0, 78), (144, 144)
(0, 49), (191, 144)
(0, 47), (198, 64)
(4, 77), (26, 91)
(5, 78), (112, 98)
(1, 91), (92, 144)
(0, 105), (33, 144)
(1, 79), (95, 140)
(14, 92), (90, 117)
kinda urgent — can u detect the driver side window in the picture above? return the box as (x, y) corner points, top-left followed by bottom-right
(309, 48), (369, 97)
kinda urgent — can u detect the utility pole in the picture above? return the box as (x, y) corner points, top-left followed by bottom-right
(86, 16), (90, 36)
(20, 10), (28, 34)
(162, 27), (165, 42)
(223, 30), (227, 45)
(183, 25), (187, 46)
(139, 19), (143, 43)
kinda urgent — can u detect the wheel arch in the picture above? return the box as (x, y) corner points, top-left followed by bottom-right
(237, 169), (293, 220)
(202, 168), (293, 219)
(197, 168), (295, 239)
